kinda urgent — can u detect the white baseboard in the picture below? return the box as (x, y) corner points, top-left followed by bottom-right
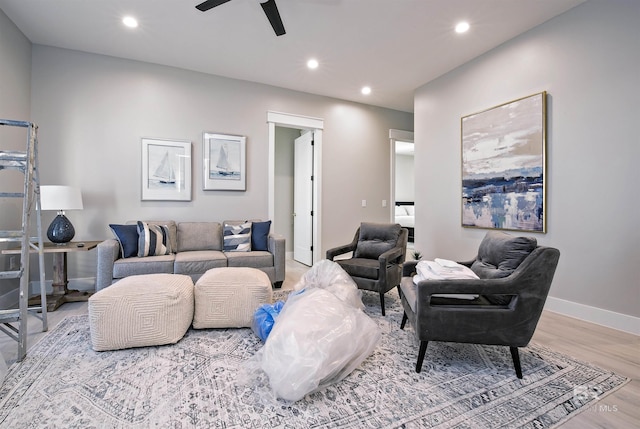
(544, 296), (640, 336)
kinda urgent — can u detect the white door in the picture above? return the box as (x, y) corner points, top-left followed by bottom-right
(293, 131), (314, 266)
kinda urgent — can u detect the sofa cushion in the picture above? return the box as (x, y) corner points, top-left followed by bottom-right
(225, 251), (273, 268)
(177, 222), (222, 252)
(223, 221), (252, 252)
(113, 254), (175, 279)
(251, 220), (271, 251)
(174, 250), (228, 275)
(109, 224), (139, 258)
(470, 231), (537, 279)
(137, 221), (172, 257)
(354, 222), (401, 260)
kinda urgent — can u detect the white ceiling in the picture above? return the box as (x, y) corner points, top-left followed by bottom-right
(0, 0), (585, 113)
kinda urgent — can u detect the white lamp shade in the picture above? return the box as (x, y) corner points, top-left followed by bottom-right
(40, 185), (83, 211)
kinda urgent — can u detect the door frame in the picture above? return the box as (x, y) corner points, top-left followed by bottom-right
(268, 111), (324, 265)
(389, 129), (415, 220)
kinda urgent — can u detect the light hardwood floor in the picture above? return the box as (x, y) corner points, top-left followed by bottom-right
(1, 259), (638, 428)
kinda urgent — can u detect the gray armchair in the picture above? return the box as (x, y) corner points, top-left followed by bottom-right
(326, 222), (408, 315)
(398, 231), (560, 378)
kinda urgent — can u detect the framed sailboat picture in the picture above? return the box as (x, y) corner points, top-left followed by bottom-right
(203, 132), (246, 191)
(141, 138), (192, 201)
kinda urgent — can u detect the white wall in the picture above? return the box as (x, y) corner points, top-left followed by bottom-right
(0, 7), (31, 227)
(414, 0), (639, 331)
(274, 126), (300, 252)
(0, 9), (30, 123)
(29, 45), (413, 279)
(0, 8), (32, 299)
(395, 154), (415, 202)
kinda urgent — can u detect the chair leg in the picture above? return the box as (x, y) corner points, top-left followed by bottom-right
(400, 312), (407, 330)
(510, 346), (523, 379)
(379, 292), (386, 316)
(416, 341), (428, 373)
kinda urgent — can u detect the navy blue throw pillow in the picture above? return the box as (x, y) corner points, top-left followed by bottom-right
(251, 220), (271, 251)
(109, 224), (139, 258)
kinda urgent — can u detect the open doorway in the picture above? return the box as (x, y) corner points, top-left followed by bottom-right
(268, 112), (323, 266)
(389, 129), (415, 243)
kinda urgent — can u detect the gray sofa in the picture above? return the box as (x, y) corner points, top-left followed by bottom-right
(96, 220), (285, 291)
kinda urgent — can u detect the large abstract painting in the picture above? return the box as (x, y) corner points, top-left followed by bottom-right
(461, 92), (547, 232)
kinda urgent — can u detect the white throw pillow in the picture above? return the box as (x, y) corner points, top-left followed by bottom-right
(395, 205), (408, 216)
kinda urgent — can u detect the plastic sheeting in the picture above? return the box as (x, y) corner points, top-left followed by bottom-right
(293, 259), (364, 309)
(241, 260), (380, 402)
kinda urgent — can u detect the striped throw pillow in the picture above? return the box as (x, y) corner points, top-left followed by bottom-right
(223, 221), (252, 252)
(137, 221), (172, 257)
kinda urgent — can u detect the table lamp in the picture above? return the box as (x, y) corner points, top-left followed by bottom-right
(40, 185), (84, 244)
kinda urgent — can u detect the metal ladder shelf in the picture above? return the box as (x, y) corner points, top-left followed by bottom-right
(0, 119), (48, 362)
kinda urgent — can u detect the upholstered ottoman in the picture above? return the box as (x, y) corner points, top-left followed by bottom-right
(88, 273), (194, 351)
(193, 267), (272, 329)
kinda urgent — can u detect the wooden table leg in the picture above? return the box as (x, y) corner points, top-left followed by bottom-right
(52, 252), (68, 296)
(16, 240), (100, 312)
(49, 250), (93, 310)
(28, 252), (68, 311)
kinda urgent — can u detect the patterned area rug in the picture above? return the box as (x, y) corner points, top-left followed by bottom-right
(0, 290), (628, 428)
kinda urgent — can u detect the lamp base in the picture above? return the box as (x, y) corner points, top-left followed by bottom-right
(47, 214), (75, 244)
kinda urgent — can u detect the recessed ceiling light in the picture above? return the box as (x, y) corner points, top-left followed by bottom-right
(455, 21), (470, 34)
(122, 16), (139, 28)
(361, 86), (372, 95)
(307, 59), (319, 69)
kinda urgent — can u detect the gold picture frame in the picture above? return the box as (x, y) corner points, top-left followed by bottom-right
(461, 91), (547, 232)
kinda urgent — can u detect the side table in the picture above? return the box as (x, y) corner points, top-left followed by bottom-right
(1, 240), (102, 311)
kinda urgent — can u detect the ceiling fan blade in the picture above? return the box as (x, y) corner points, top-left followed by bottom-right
(260, 0), (286, 36)
(195, 0), (232, 12)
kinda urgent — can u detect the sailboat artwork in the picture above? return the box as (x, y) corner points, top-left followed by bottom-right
(153, 151), (176, 184)
(210, 139), (241, 180)
(203, 133), (246, 191)
(142, 138), (191, 201)
(147, 144), (185, 190)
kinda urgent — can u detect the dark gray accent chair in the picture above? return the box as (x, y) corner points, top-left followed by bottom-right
(326, 222), (408, 316)
(398, 231), (560, 378)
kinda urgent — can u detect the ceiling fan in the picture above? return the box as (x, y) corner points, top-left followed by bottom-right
(196, 0), (286, 36)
